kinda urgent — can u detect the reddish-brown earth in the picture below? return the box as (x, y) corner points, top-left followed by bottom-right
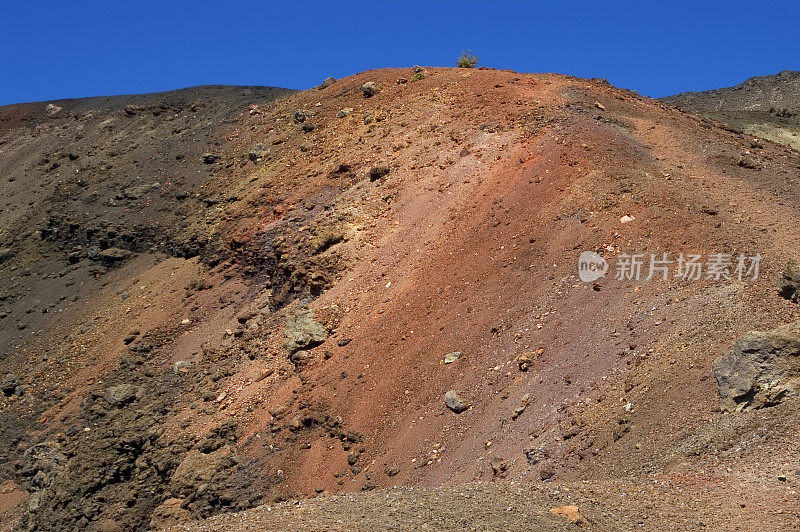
(1, 68), (799, 530)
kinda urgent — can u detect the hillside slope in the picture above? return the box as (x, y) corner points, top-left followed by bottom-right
(1, 70), (800, 531)
(662, 70), (800, 150)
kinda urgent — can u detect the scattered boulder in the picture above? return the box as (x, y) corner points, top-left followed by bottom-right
(737, 153), (760, 169)
(713, 320), (800, 412)
(98, 247), (133, 264)
(779, 260), (800, 302)
(104, 383), (139, 407)
(2, 373), (18, 396)
(123, 104), (140, 117)
(368, 166), (390, 181)
(336, 108), (353, 118)
(384, 465), (400, 477)
(444, 390), (469, 413)
(248, 144), (270, 161)
(302, 123), (316, 133)
(319, 77), (336, 89)
(524, 447), (545, 465)
(0, 248), (14, 263)
(173, 361), (192, 374)
(511, 393), (530, 420)
(516, 352), (537, 371)
(490, 456), (508, 478)
(362, 82), (379, 98)
(293, 110), (309, 123)
(444, 351), (462, 364)
(45, 103), (62, 117)
(202, 153), (219, 164)
(284, 308), (328, 355)
(550, 505), (588, 526)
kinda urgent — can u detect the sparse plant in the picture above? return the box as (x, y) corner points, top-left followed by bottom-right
(456, 50), (478, 68)
(411, 65), (427, 82)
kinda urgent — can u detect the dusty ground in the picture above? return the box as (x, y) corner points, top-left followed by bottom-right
(1, 68), (800, 530)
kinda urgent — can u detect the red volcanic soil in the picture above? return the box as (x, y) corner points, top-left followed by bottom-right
(1, 69), (800, 530)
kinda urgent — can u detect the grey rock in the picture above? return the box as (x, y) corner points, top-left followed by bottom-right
(284, 308), (328, 355)
(202, 153), (219, 164)
(0, 248), (13, 262)
(320, 77), (336, 89)
(713, 320), (800, 412)
(444, 351), (462, 364)
(2, 373), (18, 396)
(336, 108), (353, 118)
(104, 383), (139, 406)
(293, 110), (309, 123)
(98, 247), (133, 263)
(45, 103), (62, 116)
(362, 82), (379, 98)
(368, 166), (390, 181)
(248, 144), (270, 161)
(173, 360), (192, 374)
(779, 260), (800, 303)
(444, 390), (469, 413)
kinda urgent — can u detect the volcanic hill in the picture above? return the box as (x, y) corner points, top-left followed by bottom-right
(663, 70), (800, 150)
(1, 69), (800, 531)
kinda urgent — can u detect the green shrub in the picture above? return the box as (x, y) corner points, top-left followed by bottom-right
(456, 50), (478, 68)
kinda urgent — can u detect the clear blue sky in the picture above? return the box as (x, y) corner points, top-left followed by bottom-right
(1, 0), (798, 105)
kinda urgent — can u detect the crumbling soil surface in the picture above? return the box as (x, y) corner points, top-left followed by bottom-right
(1, 69), (800, 530)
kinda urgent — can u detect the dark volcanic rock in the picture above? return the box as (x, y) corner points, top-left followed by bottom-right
(779, 260), (800, 303)
(368, 166), (390, 181)
(713, 320), (800, 412)
(1, 373), (18, 396)
(444, 390), (469, 413)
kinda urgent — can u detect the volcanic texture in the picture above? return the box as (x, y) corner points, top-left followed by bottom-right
(1, 69), (800, 531)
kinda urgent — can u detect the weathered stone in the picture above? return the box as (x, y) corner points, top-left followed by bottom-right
(98, 247), (133, 263)
(149, 498), (190, 529)
(444, 390), (469, 413)
(362, 82), (379, 98)
(319, 77), (336, 89)
(336, 108), (353, 118)
(104, 383), (139, 407)
(173, 361), (192, 374)
(778, 260), (800, 303)
(2, 373), (17, 396)
(46, 103), (62, 116)
(490, 456), (508, 478)
(713, 320), (800, 412)
(550, 505), (588, 526)
(170, 448), (229, 498)
(284, 308), (328, 354)
(444, 352), (462, 364)
(368, 166), (390, 181)
(202, 153), (219, 164)
(248, 144), (270, 161)
(293, 110), (309, 123)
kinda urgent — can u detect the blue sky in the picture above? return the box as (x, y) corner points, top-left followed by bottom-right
(1, 0), (798, 105)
